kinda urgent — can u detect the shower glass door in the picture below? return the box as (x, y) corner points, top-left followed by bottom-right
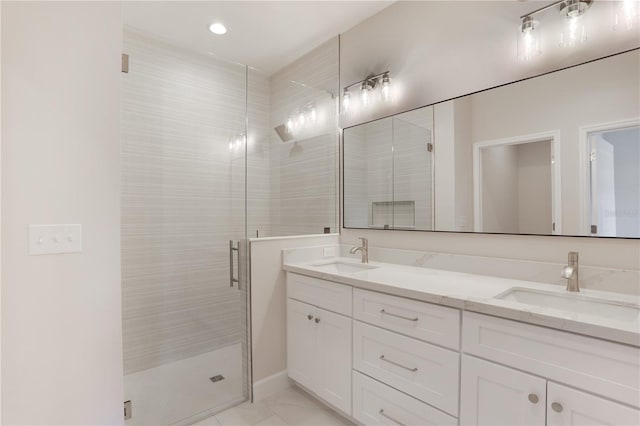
(121, 30), (250, 425)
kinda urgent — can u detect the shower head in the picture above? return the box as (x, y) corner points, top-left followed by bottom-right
(274, 124), (294, 143)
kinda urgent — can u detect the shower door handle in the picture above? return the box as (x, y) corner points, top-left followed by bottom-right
(229, 240), (240, 289)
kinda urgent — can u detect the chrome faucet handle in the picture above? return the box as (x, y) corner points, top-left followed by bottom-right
(358, 237), (368, 247)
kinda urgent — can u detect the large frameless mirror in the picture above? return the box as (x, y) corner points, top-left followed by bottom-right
(343, 49), (640, 238)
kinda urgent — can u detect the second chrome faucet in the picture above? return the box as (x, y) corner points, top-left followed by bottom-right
(349, 237), (369, 264)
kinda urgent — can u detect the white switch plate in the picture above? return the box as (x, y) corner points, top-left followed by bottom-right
(29, 224), (82, 255)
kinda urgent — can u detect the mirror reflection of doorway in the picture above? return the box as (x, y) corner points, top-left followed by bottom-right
(586, 123), (640, 238)
(473, 131), (561, 235)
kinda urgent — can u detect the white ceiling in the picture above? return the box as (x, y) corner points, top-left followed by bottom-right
(123, 1), (394, 75)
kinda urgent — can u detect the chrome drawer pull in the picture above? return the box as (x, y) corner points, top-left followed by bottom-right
(380, 309), (418, 322)
(379, 354), (418, 372)
(379, 409), (406, 426)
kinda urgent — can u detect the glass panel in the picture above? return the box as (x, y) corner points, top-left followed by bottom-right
(121, 30), (249, 425)
(343, 118), (393, 229)
(392, 108), (434, 230)
(264, 37), (339, 237)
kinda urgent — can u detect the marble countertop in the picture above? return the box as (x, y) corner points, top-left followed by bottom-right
(283, 257), (640, 347)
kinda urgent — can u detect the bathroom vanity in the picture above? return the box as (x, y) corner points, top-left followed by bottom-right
(284, 255), (640, 426)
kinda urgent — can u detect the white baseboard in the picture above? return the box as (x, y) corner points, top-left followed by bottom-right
(252, 370), (291, 402)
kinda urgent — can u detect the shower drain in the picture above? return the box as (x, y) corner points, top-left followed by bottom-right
(209, 374), (225, 383)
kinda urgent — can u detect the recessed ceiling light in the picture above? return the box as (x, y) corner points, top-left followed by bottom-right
(209, 22), (227, 35)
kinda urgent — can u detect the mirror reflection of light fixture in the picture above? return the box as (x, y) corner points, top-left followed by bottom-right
(559, 0), (592, 47)
(341, 71), (391, 114)
(614, 0), (640, 30)
(342, 88), (351, 112)
(517, 16), (542, 61)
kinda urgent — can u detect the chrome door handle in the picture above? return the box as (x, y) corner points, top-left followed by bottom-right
(380, 309), (418, 322)
(551, 402), (563, 413)
(528, 393), (539, 404)
(307, 314), (314, 320)
(229, 240), (240, 288)
(379, 355), (418, 372)
(314, 317), (320, 324)
(379, 409), (406, 426)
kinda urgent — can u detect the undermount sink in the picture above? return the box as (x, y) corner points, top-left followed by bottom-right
(311, 260), (379, 274)
(496, 287), (640, 323)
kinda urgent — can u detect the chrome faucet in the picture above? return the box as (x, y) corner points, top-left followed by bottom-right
(561, 251), (580, 292)
(349, 237), (369, 264)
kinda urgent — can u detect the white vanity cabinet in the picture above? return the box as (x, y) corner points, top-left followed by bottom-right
(286, 275), (352, 414)
(461, 312), (640, 426)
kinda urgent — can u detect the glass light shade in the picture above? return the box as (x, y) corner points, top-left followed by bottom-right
(614, 0), (640, 30)
(342, 90), (351, 113)
(381, 74), (391, 101)
(560, 14), (587, 47)
(361, 84), (370, 106)
(517, 18), (541, 61)
(286, 115), (295, 132)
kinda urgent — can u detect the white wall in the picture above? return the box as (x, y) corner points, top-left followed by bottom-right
(339, 1), (640, 128)
(2, 2), (124, 424)
(340, 2), (640, 273)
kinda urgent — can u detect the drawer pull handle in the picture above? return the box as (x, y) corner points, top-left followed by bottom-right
(379, 409), (406, 426)
(307, 315), (314, 321)
(528, 393), (539, 404)
(380, 309), (418, 322)
(379, 355), (418, 372)
(314, 317), (320, 324)
(551, 402), (563, 413)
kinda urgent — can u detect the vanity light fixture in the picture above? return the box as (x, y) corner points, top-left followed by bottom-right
(517, 0), (593, 61)
(209, 22), (227, 35)
(341, 71), (391, 114)
(614, 0), (640, 30)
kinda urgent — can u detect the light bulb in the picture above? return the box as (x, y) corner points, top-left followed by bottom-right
(361, 82), (370, 106)
(297, 110), (305, 126)
(229, 141), (234, 151)
(614, 0), (640, 30)
(381, 73), (391, 101)
(342, 89), (351, 113)
(517, 16), (541, 61)
(286, 115), (295, 132)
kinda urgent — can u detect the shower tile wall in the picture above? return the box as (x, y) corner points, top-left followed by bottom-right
(268, 37), (339, 237)
(121, 31), (269, 375)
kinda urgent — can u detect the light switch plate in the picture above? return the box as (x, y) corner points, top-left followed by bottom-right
(29, 224), (82, 255)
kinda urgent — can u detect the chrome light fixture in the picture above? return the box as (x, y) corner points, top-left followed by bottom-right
(341, 71), (391, 114)
(517, 0), (593, 61)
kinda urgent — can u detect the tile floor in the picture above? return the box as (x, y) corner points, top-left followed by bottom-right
(192, 386), (354, 426)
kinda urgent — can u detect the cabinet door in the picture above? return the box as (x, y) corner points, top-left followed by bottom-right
(460, 355), (546, 426)
(287, 298), (317, 390)
(315, 306), (352, 415)
(547, 382), (640, 426)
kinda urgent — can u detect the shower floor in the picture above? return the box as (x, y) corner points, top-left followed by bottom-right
(124, 343), (245, 426)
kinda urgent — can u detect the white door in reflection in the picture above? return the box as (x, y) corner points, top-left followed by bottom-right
(588, 124), (640, 238)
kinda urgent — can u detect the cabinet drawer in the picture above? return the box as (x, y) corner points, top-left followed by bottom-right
(354, 288), (460, 350)
(353, 371), (457, 426)
(287, 272), (352, 316)
(353, 321), (459, 416)
(463, 311), (640, 408)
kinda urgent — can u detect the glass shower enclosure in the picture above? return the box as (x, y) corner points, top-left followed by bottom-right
(120, 30), (252, 425)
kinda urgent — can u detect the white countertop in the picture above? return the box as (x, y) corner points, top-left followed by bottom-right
(283, 257), (640, 347)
